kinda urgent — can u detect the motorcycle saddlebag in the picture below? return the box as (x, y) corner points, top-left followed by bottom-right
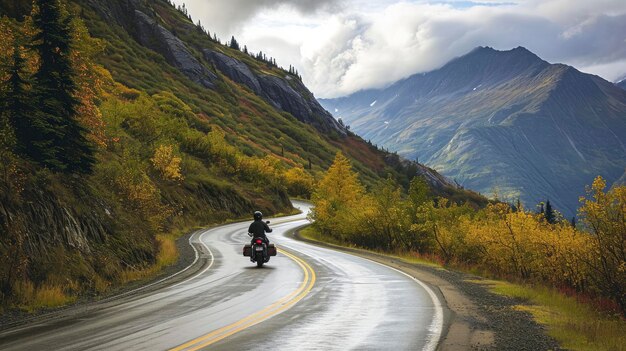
(243, 244), (252, 257)
(268, 244), (277, 256)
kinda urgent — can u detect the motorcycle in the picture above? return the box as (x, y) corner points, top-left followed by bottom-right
(243, 221), (277, 267)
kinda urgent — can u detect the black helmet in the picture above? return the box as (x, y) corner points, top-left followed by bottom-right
(254, 211), (263, 220)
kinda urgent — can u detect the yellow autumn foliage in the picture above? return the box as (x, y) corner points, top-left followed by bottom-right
(310, 152), (370, 240)
(284, 166), (314, 198)
(311, 165), (626, 315)
(151, 144), (183, 181)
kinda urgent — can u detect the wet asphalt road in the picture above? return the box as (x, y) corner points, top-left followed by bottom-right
(0, 201), (443, 350)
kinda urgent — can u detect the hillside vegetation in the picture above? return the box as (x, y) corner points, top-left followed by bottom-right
(310, 152), (626, 323)
(0, 0), (474, 312)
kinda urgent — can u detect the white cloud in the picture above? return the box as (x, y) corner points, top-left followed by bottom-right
(173, 0), (342, 37)
(173, 0), (626, 97)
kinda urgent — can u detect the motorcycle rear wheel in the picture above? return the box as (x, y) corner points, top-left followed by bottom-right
(255, 252), (264, 267)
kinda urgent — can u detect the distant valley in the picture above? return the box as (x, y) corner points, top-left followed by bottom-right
(320, 47), (626, 216)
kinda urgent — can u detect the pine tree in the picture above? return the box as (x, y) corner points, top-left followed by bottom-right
(229, 35), (240, 51)
(31, 0), (94, 173)
(544, 199), (555, 224)
(5, 40), (32, 157)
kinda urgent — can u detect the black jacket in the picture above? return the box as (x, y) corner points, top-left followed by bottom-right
(248, 220), (272, 241)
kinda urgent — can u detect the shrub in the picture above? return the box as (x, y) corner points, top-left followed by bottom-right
(151, 144), (183, 181)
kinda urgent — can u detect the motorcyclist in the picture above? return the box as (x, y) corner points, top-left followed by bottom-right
(248, 211), (272, 245)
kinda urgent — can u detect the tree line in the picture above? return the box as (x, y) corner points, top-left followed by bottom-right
(165, 0), (303, 80)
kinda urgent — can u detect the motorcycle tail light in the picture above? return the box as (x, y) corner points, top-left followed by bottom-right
(255, 239), (262, 244)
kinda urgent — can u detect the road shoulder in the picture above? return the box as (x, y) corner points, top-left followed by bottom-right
(290, 228), (562, 350)
(0, 227), (208, 332)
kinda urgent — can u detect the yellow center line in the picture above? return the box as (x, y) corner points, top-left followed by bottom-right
(169, 249), (316, 351)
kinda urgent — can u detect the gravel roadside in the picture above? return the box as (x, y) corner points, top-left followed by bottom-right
(291, 229), (564, 351)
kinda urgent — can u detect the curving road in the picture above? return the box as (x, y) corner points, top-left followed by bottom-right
(0, 201), (443, 350)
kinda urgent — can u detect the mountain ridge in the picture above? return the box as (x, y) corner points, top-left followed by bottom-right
(320, 46), (626, 216)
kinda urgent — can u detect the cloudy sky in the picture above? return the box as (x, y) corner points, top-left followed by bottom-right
(172, 0), (626, 98)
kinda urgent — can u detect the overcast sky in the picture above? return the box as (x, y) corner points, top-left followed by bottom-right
(172, 0), (626, 98)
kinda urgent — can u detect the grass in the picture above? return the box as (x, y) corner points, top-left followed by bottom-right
(119, 233), (180, 283)
(299, 226), (345, 246)
(484, 280), (626, 351)
(12, 280), (76, 312)
(155, 234), (179, 267)
(298, 226), (442, 268)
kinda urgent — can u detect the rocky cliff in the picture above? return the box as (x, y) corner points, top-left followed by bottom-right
(0, 173), (281, 293)
(204, 49), (343, 134)
(81, 0), (344, 135)
(133, 9), (217, 89)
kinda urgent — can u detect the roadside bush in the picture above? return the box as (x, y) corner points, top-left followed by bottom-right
(311, 157), (626, 317)
(284, 166), (314, 198)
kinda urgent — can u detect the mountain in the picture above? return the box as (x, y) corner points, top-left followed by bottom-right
(617, 79), (626, 90)
(614, 169), (626, 188)
(0, 0), (477, 309)
(320, 46), (626, 216)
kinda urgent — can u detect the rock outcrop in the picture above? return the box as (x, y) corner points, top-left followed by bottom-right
(81, 1), (217, 89)
(0, 190), (113, 257)
(204, 49), (345, 135)
(203, 50), (262, 94)
(133, 10), (217, 89)
(83, 0), (140, 29)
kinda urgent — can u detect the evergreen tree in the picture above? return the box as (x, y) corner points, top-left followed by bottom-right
(229, 35), (240, 50)
(31, 0), (94, 173)
(544, 199), (555, 223)
(5, 40), (32, 157)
